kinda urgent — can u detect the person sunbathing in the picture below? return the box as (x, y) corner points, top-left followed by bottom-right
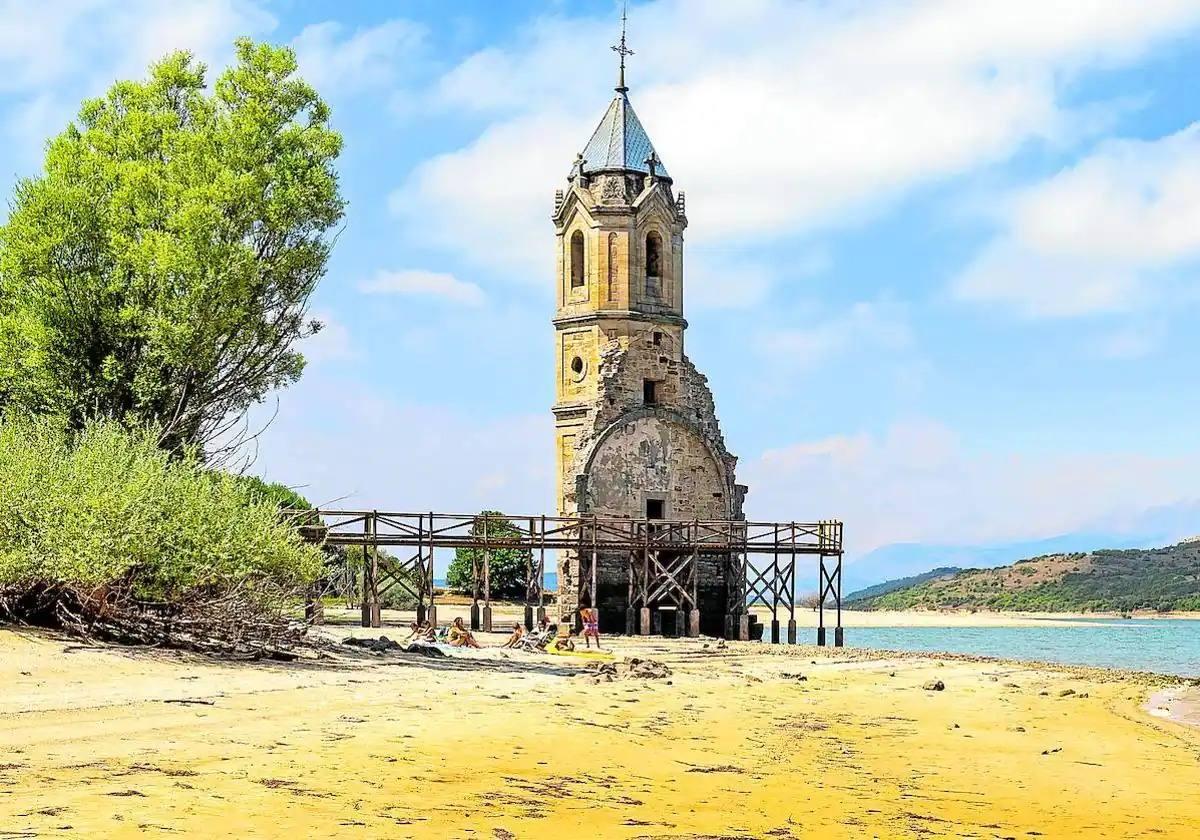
(548, 615), (575, 652)
(499, 622), (525, 649)
(447, 617), (481, 649)
(402, 622), (424, 644)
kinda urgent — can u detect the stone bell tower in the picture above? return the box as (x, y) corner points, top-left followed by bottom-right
(552, 19), (746, 635)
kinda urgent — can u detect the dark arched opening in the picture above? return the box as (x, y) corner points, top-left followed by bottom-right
(645, 231), (662, 297)
(570, 230), (585, 289)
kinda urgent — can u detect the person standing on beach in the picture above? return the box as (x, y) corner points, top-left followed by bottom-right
(580, 602), (601, 650)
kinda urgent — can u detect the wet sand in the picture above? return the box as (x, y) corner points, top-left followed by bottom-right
(386, 602), (1200, 629)
(2, 624), (1198, 838)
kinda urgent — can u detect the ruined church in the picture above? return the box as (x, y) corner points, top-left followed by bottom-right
(552, 35), (747, 636)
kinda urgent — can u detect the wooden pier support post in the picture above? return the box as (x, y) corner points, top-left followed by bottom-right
(361, 513), (381, 628)
(816, 551), (827, 646)
(651, 609), (663, 636)
(674, 609), (686, 638)
(725, 612), (749, 641)
(834, 551), (844, 647)
(415, 514), (426, 627)
(786, 525), (797, 645)
(688, 609), (700, 638)
(481, 517), (493, 632)
(427, 512), (437, 629)
(470, 527), (481, 631)
(771, 531), (781, 644)
(640, 607), (652, 636)
(626, 608), (637, 636)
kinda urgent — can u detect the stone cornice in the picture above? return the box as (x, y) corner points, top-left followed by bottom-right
(553, 310), (687, 329)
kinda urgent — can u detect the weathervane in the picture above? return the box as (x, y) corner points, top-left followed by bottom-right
(612, 1), (634, 93)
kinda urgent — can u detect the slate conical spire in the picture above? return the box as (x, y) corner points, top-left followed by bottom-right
(574, 2), (669, 179)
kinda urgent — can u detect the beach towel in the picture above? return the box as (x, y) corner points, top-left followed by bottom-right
(545, 644), (614, 661)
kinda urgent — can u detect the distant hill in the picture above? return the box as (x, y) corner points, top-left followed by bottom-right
(845, 567), (963, 603)
(854, 542), (1200, 612)
(839, 532), (1160, 594)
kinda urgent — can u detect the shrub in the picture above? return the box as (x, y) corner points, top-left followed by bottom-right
(0, 418), (322, 655)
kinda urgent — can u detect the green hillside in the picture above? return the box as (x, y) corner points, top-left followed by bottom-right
(845, 567), (962, 603)
(858, 541), (1200, 612)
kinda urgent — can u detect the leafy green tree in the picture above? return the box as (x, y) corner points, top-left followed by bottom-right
(0, 39), (345, 456)
(229, 475), (312, 511)
(447, 511), (532, 599)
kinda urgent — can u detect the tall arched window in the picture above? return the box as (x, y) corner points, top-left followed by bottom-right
(645, 231), (662, 297)
(570, 230), (585, 289)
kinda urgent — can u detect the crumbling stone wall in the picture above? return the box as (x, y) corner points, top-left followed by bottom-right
(557, 329), (747, 630)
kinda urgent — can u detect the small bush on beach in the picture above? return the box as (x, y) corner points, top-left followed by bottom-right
(0, 418), (322, 655)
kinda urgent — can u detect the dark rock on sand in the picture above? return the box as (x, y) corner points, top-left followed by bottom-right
(342, 636), (445, 657)
(582, 658), (672, 681)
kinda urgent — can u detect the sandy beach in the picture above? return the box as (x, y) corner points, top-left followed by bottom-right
(2, 620), (1199, 839)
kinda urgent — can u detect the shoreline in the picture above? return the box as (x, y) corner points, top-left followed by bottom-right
(773, 608), (1200, 628)
(1146, 685), (1200, 728)
(325, 601), (1200, 629)
(4, 626), (1200, 835)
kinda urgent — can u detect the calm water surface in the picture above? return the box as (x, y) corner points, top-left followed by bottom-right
(839, 619), (1200, 677)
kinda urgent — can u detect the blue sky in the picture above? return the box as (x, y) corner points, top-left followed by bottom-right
(4, 1), (1200, 581)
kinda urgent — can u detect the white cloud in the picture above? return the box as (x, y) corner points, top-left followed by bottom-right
(741, 418), (1200, 559)
(0, 0), (276, 177)
(954, 123), (1200, 318)
(111, 0), (275, 81)
(250, 373), (552, 530)
(758, 300), (912, 371)
(1093, 321), (1167, 360)
(292, 19), (425, 96)
(392, 0), (1200, 283)
(390, 110), (583, 278)
(0, 0), (94, 92)
(359, 269), (486, 306)
(687, 249), (829, 310)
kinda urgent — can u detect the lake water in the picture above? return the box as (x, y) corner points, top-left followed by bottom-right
(840, 619), (1200, 677)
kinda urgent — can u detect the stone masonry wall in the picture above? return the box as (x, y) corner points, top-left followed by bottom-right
(557, 329), (747, 628)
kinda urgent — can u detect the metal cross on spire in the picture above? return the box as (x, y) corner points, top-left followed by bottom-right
(612, 1), (634, 94)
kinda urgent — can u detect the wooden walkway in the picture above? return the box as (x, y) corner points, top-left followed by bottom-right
(299, 511), (845, 645)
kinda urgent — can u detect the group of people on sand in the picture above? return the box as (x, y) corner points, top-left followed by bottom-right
(401, 617), (482, 649)
(399, 603), (603, 653)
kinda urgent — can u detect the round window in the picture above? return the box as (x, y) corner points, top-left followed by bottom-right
(570, 355), (586, 382)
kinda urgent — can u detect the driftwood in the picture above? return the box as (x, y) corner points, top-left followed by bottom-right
(0, 580), (309, 660)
